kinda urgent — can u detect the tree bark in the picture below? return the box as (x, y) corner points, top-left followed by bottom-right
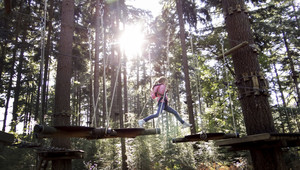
(175, 0), (196, 134)
(222, 0), (285, 169)
(52, 0), (74, 169)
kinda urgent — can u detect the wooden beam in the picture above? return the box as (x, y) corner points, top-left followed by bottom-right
(34, 125), (161, 139)
(217, 41), (249, 60)
(215, 133), (300, 150)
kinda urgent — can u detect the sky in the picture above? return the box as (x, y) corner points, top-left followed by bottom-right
(126, 0), (162, 17)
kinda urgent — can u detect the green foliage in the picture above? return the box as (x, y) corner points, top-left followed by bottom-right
(1, 0), (299, 169)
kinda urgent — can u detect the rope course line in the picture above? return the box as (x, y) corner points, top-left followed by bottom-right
(220, 37), (237, 136)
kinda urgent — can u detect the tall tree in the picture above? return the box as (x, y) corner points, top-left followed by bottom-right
(222, 0), (285, 169)
(52, 0), (74, 169)
(175, 0), (196, 134)
(40, 0), (54, 124)
(11, 17), (28, 132)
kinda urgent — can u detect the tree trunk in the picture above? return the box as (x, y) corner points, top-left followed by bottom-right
(41, 0), (54, 125)
(2, 45), (16, 132)
(2, 1), (23, 132)
(175, 0), (196, 134)
(93, 0), (101, 127)
(102, 5), (107, 127)
(52, 0), (74, 169)
(222, 0), (285, 169)
(0, 43), (6, 92)
(136, 55), (140, 115)
(11, 15), (29, 132)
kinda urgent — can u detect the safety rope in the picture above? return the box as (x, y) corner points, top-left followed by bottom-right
(220, 38), (237, 135)
(156, 24), (172, 129)
(107, 60), (122, 129)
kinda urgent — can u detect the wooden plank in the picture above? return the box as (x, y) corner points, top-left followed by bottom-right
(215, 133), (300, 148)
(37, 150), (84, 160)
(0, 131), (14, 145)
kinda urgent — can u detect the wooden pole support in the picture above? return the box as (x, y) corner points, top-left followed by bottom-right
(34, 125), (161, 139)
(217, 41), (248, 60)
(0, 131), (15, 145)
(172, 133), (238, 143)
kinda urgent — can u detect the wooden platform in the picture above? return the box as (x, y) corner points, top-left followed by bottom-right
(37, 150), (84, 170)
(215, 133), (300, 150)
(0, 131), (14, 145)
(172, 133), (238, 143)
(37, 150), (84, 160)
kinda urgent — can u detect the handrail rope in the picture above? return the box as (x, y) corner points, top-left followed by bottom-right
(220, 38), (237, 135)
(189, 31), (205, 134)
(107, 56), (122, 129)
(39, 0), (47, 124)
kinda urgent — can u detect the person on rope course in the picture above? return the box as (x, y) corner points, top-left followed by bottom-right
(138, 77), (192, 128)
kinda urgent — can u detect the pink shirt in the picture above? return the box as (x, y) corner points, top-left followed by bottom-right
(152, 84), (168, 102)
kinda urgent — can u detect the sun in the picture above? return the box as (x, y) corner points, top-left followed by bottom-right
(120, 24), (145, 59)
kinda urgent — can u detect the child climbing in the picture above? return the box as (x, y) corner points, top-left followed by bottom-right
(138, 77), (192, 128)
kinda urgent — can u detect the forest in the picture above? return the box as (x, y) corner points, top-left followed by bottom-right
(0, 0), (299, 169)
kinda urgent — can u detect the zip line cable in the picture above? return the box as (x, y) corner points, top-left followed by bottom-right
(108, 58), (122, 129)
(189, 31), (205, 134)
(139, 55), (152, 118)
(156, 24), (172, 129)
